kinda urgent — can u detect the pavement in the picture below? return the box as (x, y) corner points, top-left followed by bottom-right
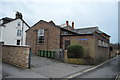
(2, 55), (93, 78)
(2, 63), (47, 78)
(0, 62), (2, 79)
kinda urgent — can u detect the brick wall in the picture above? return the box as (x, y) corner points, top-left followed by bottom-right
(62, 33), (109, 64)
(26, 20), (61, 54)
(0, 42), (4, 61)
(94, 32), (109, 64)
(62, 35), (95, 59)
(2, 45), (30, 69)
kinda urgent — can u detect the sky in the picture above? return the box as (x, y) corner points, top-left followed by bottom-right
(0, 0), (119, 43)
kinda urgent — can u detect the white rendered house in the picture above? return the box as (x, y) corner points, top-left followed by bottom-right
(0, 12), (30, 45)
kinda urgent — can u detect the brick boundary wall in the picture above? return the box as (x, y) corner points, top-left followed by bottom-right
(2, 45), (30, 69)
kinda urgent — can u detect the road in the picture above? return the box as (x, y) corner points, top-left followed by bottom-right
(69, 55), (120, 79)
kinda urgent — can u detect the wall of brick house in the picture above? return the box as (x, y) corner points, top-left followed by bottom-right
(60, 29), (76, 35)
(26, 21), (61, 54)
(62, 35), (95, 60)
(110, 49), (117, 58)
(2, 45), (30, 69)
(62, 33), (110, 64)
(0, 42), (4, 61)
(94, 32), (109, 64)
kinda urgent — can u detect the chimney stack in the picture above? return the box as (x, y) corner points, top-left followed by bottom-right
(15, 11), (23, 19)
(66, 21), (69, 26)
(72, 21), (74, 29)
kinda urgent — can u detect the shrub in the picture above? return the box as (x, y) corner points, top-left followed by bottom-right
(67, 45), (83, 58)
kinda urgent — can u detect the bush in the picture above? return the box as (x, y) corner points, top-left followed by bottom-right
(67, 45), (83, 58)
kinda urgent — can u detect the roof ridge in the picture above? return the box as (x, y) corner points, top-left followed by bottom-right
(76, 27), (98, 30)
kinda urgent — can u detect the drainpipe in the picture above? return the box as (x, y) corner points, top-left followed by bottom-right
(45, 29), (49, 51)
(35, 30), (38, 55)
(28, 48), (31, 68)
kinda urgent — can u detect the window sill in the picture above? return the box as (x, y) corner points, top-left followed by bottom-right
(37, 43), (44, 45)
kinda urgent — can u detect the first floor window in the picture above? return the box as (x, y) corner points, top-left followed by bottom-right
(98, 40), (102, 47)
(38, 29), (44, 44)
(105, 43), (108, 47)
(17, 30), (22, 36)
(18, 22), (21, 26)
(17, 40), (20, 45)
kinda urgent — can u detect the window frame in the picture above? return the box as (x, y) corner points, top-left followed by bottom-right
(17, 30), (22, 36)
(38, 29), (44, 44)
(18, 22), (21, 26)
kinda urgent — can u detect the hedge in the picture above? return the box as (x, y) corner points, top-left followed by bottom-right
(67, 45), (83, 58)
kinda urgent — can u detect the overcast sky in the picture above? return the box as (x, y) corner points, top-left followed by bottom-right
(0, 0), (119, 43)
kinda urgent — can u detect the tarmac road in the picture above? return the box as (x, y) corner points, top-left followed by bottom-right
(70, 55), (120, 79)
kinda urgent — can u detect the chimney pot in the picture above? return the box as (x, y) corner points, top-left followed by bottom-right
(72, 21), (74, 29)
(66, 21), (69, 26)
(15, 11), (22, 19)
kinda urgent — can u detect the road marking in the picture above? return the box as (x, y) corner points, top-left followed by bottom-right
(67, 56), (118, 78)
(115, 72), (120, 80)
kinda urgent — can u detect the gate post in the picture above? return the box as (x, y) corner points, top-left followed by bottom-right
(28, 48), (32, 68)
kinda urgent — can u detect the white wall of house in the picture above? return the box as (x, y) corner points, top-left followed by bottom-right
(0, 19), (29, 45)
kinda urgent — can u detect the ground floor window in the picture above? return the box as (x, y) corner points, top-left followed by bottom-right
(17, 40), (20, 45)
(65, 40), (71, 50)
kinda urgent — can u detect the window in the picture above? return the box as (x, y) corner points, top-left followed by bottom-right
(38, 29), (44, 44)
(98, 40), (108, 48)
(98, 40), (102, 47)
(17, 40), (20, 45)
(64, 32), (68, 35)
(17, 30), (22, 36)
(105, 43), (108, 47)
(18, 22), (21, 26)
(103, 41), (106, 47)
(65, 40), (71, 50)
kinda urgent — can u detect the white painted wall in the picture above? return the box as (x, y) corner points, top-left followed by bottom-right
(0, 19), (29, 45)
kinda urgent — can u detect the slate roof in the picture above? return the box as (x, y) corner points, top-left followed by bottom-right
(0, 17), (30, 28)
(74, 27), (99, 34)
(73, 27), (110, 37)
(26, 20), (79, 35)
(1, 17), (15, 24)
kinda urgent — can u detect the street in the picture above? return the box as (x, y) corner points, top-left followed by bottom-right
(69, 55), (120, 79)
(1, 55), (120, 80)
(1, 55), (92, 78)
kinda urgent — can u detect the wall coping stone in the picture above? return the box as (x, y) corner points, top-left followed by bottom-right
(3, 44), (30, 48)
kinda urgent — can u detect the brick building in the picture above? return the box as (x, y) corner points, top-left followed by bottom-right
(26, 20), (78, 54)
(26, 20), (110, 64)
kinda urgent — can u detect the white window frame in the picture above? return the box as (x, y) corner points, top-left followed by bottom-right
(98, 40), (102, 47)
(18, 22), (21, 26)
(17, 30), (22, 36)
(38, 29), (44, 44)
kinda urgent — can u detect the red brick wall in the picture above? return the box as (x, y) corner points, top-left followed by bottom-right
(94, 32), (109, 64)
(26, 21), (61, 54)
